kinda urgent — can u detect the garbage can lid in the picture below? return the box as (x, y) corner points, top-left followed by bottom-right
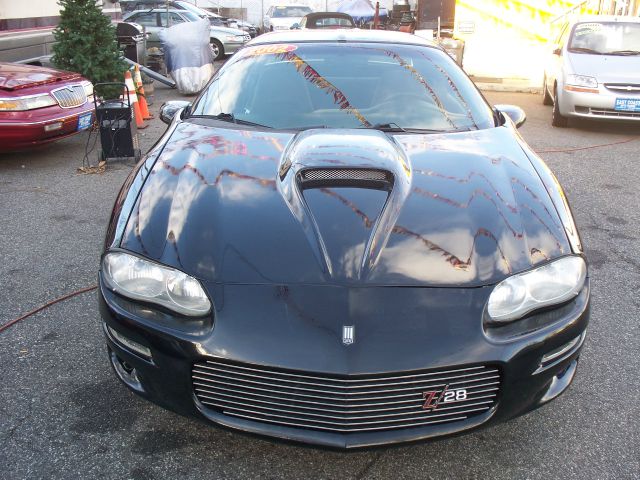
(116, 21), (145, 38)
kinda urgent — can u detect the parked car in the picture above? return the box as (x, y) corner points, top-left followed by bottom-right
(293, 12), (356, 29)
(264, 5), (313, 31)
(543, 16), (640, 127)
(123, 9), (250, 60)
(100, 29), (589, 448)
(228, 19), (259, 38)
(0, 62), (93, 152)
(169, 1), (259, 37)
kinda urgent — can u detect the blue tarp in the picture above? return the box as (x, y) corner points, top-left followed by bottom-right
(336, 0), (388, 23)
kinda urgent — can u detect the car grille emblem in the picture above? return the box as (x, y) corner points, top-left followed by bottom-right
(342, 325), (354, 345)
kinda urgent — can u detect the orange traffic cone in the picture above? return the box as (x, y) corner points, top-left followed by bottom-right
(133, 65), (153, 120)
(124, 70), (146, 129)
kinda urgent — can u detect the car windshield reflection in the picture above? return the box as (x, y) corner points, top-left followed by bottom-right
(190, 43), (494, 132)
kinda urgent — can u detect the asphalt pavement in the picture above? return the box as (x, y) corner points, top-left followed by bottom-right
(1, 84), (639, 480)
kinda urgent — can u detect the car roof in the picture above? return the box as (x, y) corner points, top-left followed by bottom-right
(125, 8), (187, 14)
(248, 29), (438, 47)
(571, 15), (640, 24)
(303, 12), (353, 19)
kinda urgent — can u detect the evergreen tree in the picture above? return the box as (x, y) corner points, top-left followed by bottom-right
(52, 0), (126, 85)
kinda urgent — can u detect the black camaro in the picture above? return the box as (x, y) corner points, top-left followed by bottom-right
(99, 30), (589, 448)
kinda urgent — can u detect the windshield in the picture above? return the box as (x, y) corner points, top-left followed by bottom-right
(272, 6), (313, 17)
(190, 43), (495, 132)
(568, 22), (640, 54)
(311, 17), (354, 28)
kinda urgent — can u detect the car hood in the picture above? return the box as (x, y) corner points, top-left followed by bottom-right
(210, 25), (247, 36)
(269, 17), (302, 28)
(0, 62), (81, 91)
(567, 52), (640, 83)
(119, 123), (571, 287)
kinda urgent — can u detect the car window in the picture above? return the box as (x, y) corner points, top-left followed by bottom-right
(130, 12), (157, 26)
(569, 21), (640, 54)
(315, 17), (352, 27)
(159, 12), (184, 26)
(272, 6), (313, 17)
(191, 43), (495, 132)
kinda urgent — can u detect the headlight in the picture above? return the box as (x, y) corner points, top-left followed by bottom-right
(102, 251), (211, 316)
(0, 94), (57, 111)
(566, 74), (598, 89)
(225, 34), (246, 42)
(82, 81), (94, 97)
(487, 256), (586, 323)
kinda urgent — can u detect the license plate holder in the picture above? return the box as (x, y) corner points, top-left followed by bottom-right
(614, 98), (640, 112)
(77, 112), (93, 131)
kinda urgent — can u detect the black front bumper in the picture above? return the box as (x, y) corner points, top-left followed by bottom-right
(98, 277), (590, 448)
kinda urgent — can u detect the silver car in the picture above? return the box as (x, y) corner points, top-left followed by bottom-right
(543, 16), (640, 127)
(123, 9), (250, 60)
(264, 5), (313, 32)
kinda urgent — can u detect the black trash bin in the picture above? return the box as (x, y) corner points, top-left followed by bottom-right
(116, 21), (146, 64)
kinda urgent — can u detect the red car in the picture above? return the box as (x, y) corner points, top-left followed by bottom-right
(0, 62), (94, 152)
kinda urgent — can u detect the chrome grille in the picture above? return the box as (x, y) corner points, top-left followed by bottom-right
(51, 84), (87, 108)
(589, 108), (640, 118)
(604, 83), (640, 93)
(192, 359), (500, 433)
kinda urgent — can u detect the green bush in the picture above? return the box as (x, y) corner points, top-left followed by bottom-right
(52, 0), (127, 95)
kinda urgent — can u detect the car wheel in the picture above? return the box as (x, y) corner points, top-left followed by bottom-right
(542, 75), (553, 106)
(211, 39), (224, 61)
(552, 84), (569, 128)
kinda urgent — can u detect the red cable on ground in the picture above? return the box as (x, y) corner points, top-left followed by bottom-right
(535, 135), (640, 154)
(0, 285), (97, 333)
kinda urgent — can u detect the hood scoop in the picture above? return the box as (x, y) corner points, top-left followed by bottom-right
(299, 167), (394, 190)
(278, 129), (412, 282)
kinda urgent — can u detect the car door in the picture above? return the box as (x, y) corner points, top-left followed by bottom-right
(159, 11), (188, 29)
(130, 11), (161, 46)
(546, 22), (570, 93)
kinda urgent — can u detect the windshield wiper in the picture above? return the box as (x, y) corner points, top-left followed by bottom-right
(191, 112), (271, 129)
(607, 50), (640, 56)
(288, 125), (330, 131)
(568, 47), (603, 54)
(367, 123), (470, 134)
(369, 123), (407, 132)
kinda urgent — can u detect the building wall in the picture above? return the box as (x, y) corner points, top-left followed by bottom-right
(0, 0), (62, 30)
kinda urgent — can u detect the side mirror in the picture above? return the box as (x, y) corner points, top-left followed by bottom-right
(160, 100), (191, 125)
(290, 23), (300, 29)
(553, 47), (562, 56)
(495, 104), (526, 128)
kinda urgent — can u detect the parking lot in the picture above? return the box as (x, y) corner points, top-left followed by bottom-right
(1, 84), (639, 479)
